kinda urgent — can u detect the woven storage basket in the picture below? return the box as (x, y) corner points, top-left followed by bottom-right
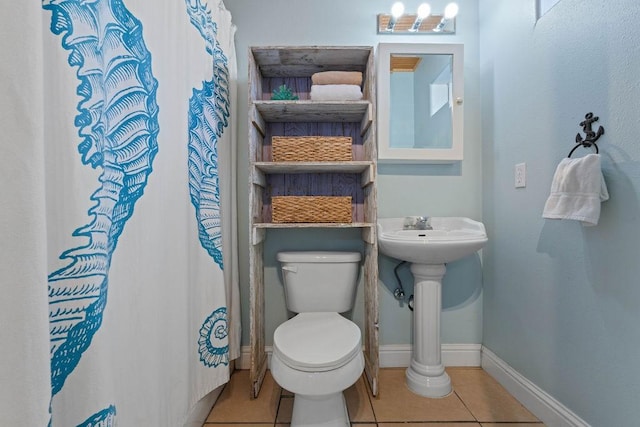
(272, 196), (352, 223)
(272, 136), (352, 162)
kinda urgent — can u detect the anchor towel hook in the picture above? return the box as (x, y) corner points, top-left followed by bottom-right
(568, 112), (604, 157)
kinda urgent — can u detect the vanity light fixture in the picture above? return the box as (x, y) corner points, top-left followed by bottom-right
(386, 2), (405, 32)
(409, 3), (431, 32)
(433, 2), (459, 32)
(378, 2), (459, 34)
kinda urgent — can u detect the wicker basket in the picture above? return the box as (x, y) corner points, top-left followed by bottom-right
(272, 136), (352, 162)
(272, 196), (352, 223)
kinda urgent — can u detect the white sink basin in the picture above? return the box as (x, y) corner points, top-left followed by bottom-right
(377, 217), (488, 265)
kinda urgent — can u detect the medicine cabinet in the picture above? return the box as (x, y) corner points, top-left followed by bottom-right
(377, 43), (464, 163)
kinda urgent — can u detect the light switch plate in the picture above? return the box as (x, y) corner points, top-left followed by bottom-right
(515, 163), (526, 188)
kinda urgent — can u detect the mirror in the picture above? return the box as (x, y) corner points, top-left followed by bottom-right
(377, 43), (464, 163)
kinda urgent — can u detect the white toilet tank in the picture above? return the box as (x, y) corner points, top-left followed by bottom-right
(277, 251), (361, 313)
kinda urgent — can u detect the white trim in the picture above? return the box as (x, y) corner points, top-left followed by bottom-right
(481, 346), (590, 427)
(378, 343), (481, 367)
(238, 343), (481, 370)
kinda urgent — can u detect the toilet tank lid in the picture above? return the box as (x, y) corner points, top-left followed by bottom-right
(277, 251), (361, 263)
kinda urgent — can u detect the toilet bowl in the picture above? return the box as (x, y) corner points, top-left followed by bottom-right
(271, 313), (364, 427)
(272, 251), (363, 427)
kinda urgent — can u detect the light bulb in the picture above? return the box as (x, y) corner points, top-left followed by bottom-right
(417, 3), (431, 19)
(391, 2), (405, 18)
(444, 2), (459, 19)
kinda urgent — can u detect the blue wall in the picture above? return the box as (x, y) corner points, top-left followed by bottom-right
(225, 0), (640, 423)
(226, 0), (483, 348)
(480, 1), (640, 425)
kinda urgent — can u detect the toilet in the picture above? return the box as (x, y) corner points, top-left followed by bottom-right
(271, 251), (364, 427)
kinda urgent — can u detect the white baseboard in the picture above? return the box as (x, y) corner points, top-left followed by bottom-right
(481, 346), (590, 427)
(238, 343), (481, 370)
(378, 343), (482, 367)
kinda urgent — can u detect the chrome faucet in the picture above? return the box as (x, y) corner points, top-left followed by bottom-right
(403, 216), (432, 230)
(415, 216), (432, 230)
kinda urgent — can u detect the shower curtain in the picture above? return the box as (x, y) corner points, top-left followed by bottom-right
(0, 0), (239, 425)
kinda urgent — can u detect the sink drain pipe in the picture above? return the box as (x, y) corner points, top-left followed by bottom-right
(393, 261), (414, 311)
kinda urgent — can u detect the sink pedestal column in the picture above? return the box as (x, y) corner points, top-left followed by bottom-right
(406, 263), (451, 398)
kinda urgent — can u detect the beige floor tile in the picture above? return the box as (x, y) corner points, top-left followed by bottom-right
(205, 370), (281, 423)
(449, 368), (539, 423)
(275, 396), (294, 423)
(345, 376), (376, 422)
(370, 368), (475, 422)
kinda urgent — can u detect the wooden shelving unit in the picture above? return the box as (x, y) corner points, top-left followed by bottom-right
(248, 46), (379, 398)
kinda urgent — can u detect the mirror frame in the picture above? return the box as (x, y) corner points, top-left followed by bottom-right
(377, 43), (464, 163)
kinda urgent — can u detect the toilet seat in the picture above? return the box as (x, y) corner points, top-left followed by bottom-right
(273, 312), (361, 372)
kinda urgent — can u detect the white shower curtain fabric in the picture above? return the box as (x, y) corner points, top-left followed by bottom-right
(0, 1), (239, 426)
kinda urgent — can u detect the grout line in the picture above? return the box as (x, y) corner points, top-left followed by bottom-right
(274, 387), (285, 427)
(453, 389), (480, 423)
(363, 375), (379, 425)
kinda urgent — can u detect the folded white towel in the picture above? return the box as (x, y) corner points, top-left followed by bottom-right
(542, 153), (609, 226)
(310, 84), (363, 101)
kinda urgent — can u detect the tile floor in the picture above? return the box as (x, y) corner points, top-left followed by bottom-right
(204, 367), (544, 426)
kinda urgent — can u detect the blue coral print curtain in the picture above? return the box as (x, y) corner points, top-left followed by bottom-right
(0, 0), (240, 425)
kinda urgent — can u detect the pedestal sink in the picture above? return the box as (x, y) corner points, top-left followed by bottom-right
(378, 217), (488, 398)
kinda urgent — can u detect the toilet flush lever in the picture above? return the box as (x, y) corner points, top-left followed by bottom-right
(282, 266), (297, 273)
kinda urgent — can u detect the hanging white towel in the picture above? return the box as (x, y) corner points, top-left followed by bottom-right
(542, 153), (609, 226)
(310, 84), (363, 101)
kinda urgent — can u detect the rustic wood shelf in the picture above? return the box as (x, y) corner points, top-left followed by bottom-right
(253, 162), (375, 188)
(254, 161), (372, 173)
(250, 46), (371, 77)
(254, 100), (371, 123)
(248, 46), (379, 400)
(253, 222), (374, 229)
